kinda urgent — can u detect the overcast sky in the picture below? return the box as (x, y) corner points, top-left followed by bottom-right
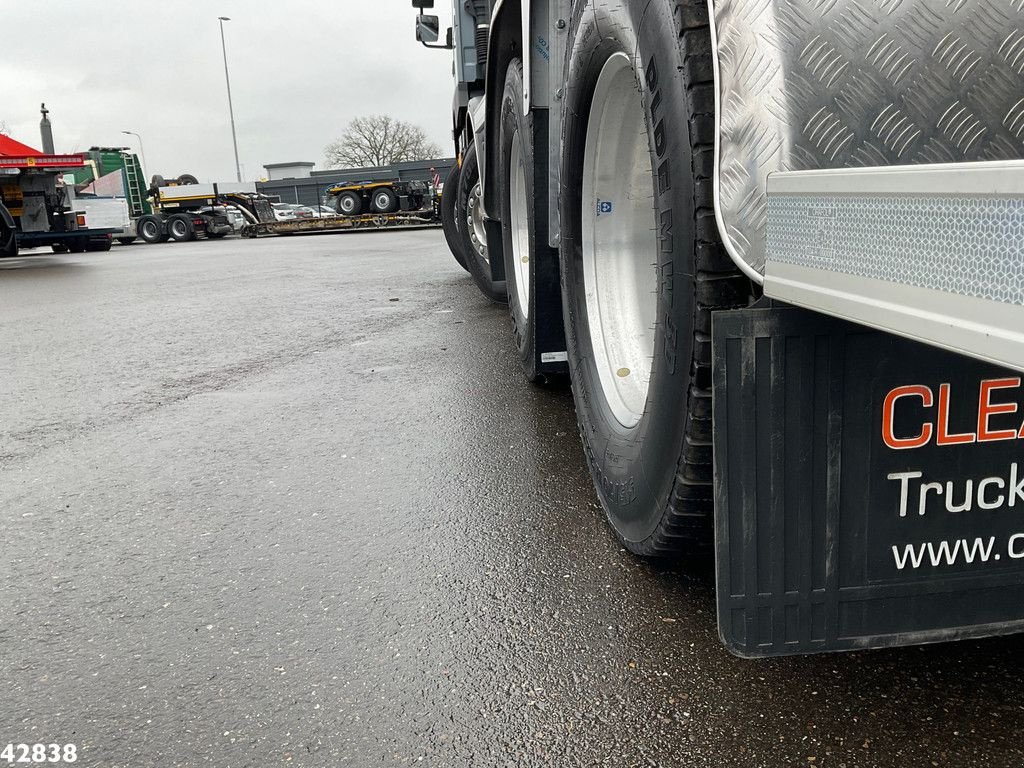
(0, 1), (456, 182)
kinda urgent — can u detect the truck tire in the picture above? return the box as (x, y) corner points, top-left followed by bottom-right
(370, 187), (398, 213)
(440, 163), (469, 272)
(0, 224), (16, 258)
(167, 214), (196, 242)
(86, 236), (113, 252)
(456, 142), (507, 303)
(51, 243), (69, 254)
(559, 0), (749, 555)
(335, 191), (362, 216)
(138, 215), (166, 244)
(116, 236), (137, 246)
(498, 58), (541, 380)
(176, 174), (199, 185)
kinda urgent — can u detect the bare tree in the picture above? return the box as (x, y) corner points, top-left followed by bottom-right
(0, 120), (8, 135)
(325, 115), (442, 168)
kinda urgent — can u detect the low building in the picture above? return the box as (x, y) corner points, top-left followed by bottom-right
(263, 161), (315, 181)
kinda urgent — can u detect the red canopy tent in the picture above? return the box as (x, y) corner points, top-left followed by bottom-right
(0, 135), (84, 169)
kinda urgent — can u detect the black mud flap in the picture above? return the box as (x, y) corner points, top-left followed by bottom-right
(713, 306), (1024, 657)
(530, 109), (568, 377)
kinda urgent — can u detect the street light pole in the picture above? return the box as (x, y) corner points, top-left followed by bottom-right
(120, 130), (148, 174)
(218, 16), (242, 182)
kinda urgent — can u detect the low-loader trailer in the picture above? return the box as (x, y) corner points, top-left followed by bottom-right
(239, 209), (439, 238)
(241, 180), (441, 237)
(416, 0), (1024, 656)
(326, 179), (430, 216)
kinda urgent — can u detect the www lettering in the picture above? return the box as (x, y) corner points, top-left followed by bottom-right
(892, 536), (998, 570)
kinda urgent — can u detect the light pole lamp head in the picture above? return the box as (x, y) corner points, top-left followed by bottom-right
(218, 16), (230, 21)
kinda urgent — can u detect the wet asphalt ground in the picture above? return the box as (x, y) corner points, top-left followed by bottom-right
(2, 230), (1024, 768)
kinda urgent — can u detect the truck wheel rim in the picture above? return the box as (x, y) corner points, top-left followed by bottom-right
(509, 131), (530, 311)
(581, 51), (658, 429)
(375, 193), (390, 210)
(467, 181), (488, 261)
(341, 197), (354, 213)
(171, 220), (187, 238)
(143, 221), (158, 239)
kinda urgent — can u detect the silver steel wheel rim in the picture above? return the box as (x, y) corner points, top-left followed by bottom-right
(466, 181), (488, 261)
(341, 197), (354, 213)
(171, 220), (186, 238)
(581, 52), (658, 429)
(142, 221), (157, 239)
(509, 132), (530, 311)
(375, 192), (390, 210)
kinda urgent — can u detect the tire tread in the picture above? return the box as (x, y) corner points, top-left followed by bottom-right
(643, 3), (750, 557)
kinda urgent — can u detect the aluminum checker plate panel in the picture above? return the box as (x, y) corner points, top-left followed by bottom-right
(711, 0), (1024, 277)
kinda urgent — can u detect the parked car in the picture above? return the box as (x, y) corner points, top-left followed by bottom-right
(271, 203), (296, 222)
(287, 204), (316, 219)
(222, 206), (246, 230)
(311, 205), (337, 218)
(199, 205), (245, 233)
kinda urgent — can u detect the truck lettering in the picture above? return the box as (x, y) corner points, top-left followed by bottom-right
(654, 119), (667, 157)
(658, 208), (673, 253)
(663, 313), (677, 374)
(594, 461), (636, 506)
(978, 378), (1020, 441)
(887, 470), (922, 516)
(936, 383), (976, 445)
(945, 479), (974, 513)
(883, 385), (933, 449)
(645, 56), (658, 91)
(657, 160), (671, 194)
(646, 53), (674, 318)
(650, 89), (663, 118)
(659, 210), (673, 306)
(892, 537), (996, 570)
(659, 260), (674, 308)
(1009, 533), (1024, 559)
(887, 465), (1024, 516)
(882, 378), (1024, 449)
(1011, 462), (1024, 507)
(978, 476), (1007, 510)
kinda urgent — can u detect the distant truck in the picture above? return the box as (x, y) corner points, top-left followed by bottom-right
(0, 133), (116, 256)
(127, 177), (240, 244)
(71, 149), (260, 246)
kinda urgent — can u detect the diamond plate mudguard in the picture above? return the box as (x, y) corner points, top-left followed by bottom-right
(710, 0), (1024, 278)
(713, 306), (1024, 657)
